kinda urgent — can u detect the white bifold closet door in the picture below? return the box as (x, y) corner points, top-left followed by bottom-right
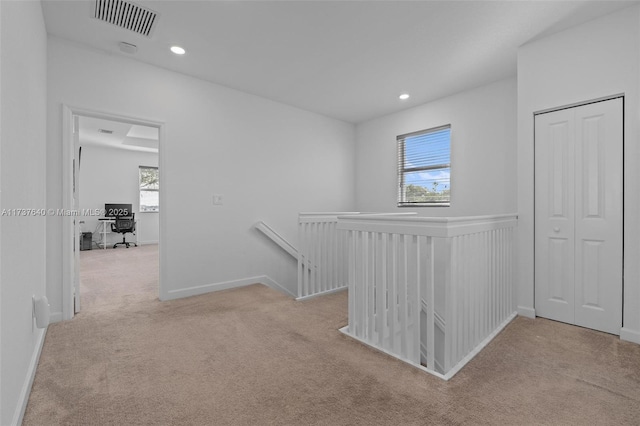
(535, 97), (622, 335)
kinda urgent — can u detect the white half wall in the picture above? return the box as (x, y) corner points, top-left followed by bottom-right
(354, 78), (517, 217)
(517, 6), (640, 338)
(0, 2), (48, 425)
(79, 145), (159, 246)
(47, 38), (355, 313)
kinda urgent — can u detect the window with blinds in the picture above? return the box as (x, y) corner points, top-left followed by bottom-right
(397, 125), (451, 206)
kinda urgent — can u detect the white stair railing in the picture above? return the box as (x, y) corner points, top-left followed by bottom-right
(297, 213), (359, 300)
(337, 214), (518, 380)
(297, 212), (418, 300)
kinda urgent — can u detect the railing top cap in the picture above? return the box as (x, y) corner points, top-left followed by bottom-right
(337, 213), (518, 223)
(299, 212), (418, 221)
(299, 212), (361, 216)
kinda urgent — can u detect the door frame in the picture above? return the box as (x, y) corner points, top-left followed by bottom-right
(61, 105), (166, 320)
(533, 94), (624, 332)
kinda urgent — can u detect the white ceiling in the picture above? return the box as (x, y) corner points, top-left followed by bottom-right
(42, 0), (637, 123)
(79, 116), (158, 152)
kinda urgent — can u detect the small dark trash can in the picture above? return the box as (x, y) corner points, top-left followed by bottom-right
(80, 232), (92, 251)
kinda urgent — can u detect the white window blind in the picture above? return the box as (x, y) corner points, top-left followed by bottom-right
(397, 125), (451, 206)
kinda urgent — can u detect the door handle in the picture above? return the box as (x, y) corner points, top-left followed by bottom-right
(553, 227), (560, 233)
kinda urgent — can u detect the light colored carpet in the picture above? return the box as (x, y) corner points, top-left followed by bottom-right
(23, 245), (640, 425)
(78, 243), (158, 312)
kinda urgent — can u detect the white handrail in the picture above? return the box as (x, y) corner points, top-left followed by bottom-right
(337, 214), (517, 238)
(255, 221), (297, 260)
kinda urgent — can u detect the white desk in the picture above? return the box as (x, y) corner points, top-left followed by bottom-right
(97, 218), (115, 249)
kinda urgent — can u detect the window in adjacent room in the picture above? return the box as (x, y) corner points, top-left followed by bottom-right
(139, 166), (159, 212)
(397, 124), (451, 207)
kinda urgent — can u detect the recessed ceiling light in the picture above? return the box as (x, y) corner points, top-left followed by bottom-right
(170, 46), (186, 55)
(399, 93), (410, 100)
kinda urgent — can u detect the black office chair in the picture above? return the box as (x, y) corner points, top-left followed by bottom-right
(111, 214), (137, 248)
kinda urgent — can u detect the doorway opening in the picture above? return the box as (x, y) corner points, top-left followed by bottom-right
(62, 106), (164, 319)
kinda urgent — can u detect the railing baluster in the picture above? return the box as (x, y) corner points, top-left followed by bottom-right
(493, 229), (497, 326)
(389, 233), (398, 354)
(309, 222), (316, 297)
(411, 235), (421, 364)
(472, 232), (479, 347)
(472, 233), (477, 349)
(380, 233), (389, 349)
(297, 221), (303, 298)
(458, 235), (465, 360)
(365, 231), (375, 341)
(501, 228), (505, 321)
(398, 234), (407, 359)
(508, 228), (513, 313)
(303, 222), (309, 297)
(444, 236), (455, 372)
(375, 233), (384, 346)
(424, 236), (435, 371)
(349, 229), (355, 332)
(356, 230), (364, 337)
(482, 231), (489, 339)
(463, 234), (470, 357)
(498, 228), (503, 322)
(318, 222), (324, 294)
(322, 222), (328, 293)
(335, 223), (339, 291)
(341, 224), (346, 288)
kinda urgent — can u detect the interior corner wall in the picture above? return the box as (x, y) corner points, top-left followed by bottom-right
(47, 38), (356, 313)
(354, 78), (517, 217)
(0, 2), (48, 425)
(79, 145), (159, 246)
(517, 5), (640, 342)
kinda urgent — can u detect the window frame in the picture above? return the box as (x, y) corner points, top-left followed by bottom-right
(139, 165), (159, 213)
(397, 124), (451, 207)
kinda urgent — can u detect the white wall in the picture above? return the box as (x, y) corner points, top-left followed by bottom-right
(354, 78), (517, 217)
(47, 39), (355, 315)
(0, 2), (48, 425)
(79, 145), (159, 245)
(517, 5), (640, 343)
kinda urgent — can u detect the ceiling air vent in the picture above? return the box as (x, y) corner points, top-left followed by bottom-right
(93, 0), (158, 38)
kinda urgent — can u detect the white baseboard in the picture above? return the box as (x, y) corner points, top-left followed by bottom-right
(340, 311), (518, 381)
(296, 286), (346, 301)
(517, 305), (535, 318)
(621, 327), (640, 345)
(49, 311), (63, 324)
(442, 311), (518, 380)
(14, 327), (47, 426)
(164, 275), (295, 300)
(339, 325), (448, 380)
(259, 276), (297, 298)
(137, 240), (158, 246)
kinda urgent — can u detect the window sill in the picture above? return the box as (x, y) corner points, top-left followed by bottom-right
(397, 203), (450, 208)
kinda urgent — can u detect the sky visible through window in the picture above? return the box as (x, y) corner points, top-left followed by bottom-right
(403, 127), (450, 194)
